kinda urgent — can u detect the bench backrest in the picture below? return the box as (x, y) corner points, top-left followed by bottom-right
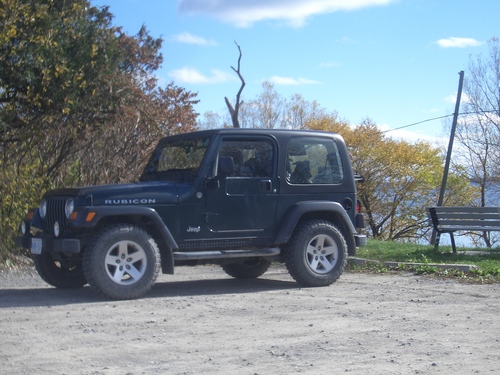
(428, 206), (500, 232)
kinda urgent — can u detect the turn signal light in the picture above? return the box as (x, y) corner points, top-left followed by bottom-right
(85, 212), (96, 222)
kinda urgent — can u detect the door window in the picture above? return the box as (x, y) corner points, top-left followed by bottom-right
(218, 139), (273, 178)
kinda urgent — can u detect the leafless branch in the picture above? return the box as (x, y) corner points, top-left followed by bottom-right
(225, 41), (245, 128)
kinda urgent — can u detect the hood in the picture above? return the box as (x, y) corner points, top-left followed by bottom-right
(44, 181), (183, 206)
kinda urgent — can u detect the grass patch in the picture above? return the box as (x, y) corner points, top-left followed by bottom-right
(350, 239), (500, 282)
(3, 239), (500, 283)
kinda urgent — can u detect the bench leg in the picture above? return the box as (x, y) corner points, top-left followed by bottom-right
(449, 233), (457, 253)
(433, 232), (441, 251)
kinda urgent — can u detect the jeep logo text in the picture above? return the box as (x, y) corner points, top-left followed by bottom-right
(105, 199), (156, 205)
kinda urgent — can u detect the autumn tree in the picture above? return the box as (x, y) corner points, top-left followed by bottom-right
(72, 83), (199, 186)
(1, 1), (123, 174)
(307, 117), (476, 241)
(0, 0), (198, 260)
(286, 93), (327, 130)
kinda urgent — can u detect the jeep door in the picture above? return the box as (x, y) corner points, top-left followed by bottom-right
(205, 136), (279, 237)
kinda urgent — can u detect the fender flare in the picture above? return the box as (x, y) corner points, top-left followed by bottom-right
(274, 201), (357, 245)
(70, 206), (177, 274)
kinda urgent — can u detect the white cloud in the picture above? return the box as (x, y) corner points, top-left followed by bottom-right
(435, 37), (484, 48)
(172, 32), (217, 46)
(444, 92), (471, 104)
(178, 0), (396, 28)
(269, 76), (322, 85)
(168, 67), (235, 84)
(462, 93), (472, 104)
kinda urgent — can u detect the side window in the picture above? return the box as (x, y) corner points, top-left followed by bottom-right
(286, 137), (344, 184)
(218, 139), (273, 177)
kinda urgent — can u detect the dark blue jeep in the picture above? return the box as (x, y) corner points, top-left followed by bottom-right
(15, 128), (366, 299)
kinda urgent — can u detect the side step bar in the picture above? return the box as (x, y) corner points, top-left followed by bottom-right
(173, 247), (280, 261)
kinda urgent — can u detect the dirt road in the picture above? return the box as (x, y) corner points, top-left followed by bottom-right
(1, 265), (499, 375)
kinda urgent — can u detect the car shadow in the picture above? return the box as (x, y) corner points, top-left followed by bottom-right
(0, 273), (299, 308)
(150, 276), (299, 298)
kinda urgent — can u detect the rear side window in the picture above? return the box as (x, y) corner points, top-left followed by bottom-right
(286, 137), (344, 184)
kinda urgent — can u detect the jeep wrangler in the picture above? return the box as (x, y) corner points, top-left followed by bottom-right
(15, 128), (366, 299)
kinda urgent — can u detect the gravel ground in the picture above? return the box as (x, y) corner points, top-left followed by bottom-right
(1, 265), (499, 375)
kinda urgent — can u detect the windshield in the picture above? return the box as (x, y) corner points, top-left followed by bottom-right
(140, 135), (211, 183)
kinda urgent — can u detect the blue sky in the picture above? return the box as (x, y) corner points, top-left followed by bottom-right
(91, 0), (498, 144)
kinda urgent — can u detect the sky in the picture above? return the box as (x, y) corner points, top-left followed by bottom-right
(90, 0), (498, 145)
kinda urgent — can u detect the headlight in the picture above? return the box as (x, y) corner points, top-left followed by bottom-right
(39, 199), (47, 219)
(21, 221), (28, 235)
(65, 198), (75, 219)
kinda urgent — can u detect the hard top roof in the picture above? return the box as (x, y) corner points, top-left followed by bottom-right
(163, 127), (343, 141)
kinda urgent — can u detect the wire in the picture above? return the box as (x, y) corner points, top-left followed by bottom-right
(382, 110), (498, 134)
(382, 115), (453, 133)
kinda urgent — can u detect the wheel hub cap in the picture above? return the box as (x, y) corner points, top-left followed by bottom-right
(105, 240), (147, 285)
(306, 234), (338, 274)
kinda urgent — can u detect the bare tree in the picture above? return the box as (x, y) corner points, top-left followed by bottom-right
(249, 81), (285, 129)
(447, 38), (500, 247)
(453, 38), (500, 205)
(225, 41), (245, 128)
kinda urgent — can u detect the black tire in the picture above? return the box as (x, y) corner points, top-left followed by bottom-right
(284, 220), (348, 287)
(221, 258), (272, 279)
(83, 225), (160, 300)
(33, 251), (86, 289)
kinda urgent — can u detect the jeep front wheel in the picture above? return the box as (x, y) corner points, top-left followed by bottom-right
(83, 225), (160, 300)
(222, 258), (272, 279)
(285, 220), (347, 287)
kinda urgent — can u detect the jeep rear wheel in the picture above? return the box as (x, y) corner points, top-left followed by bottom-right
(222, 258), (272, 279)
(285, 220), (347, 287)
(83, 225), (160, 300)
(33, 252), (86, 289)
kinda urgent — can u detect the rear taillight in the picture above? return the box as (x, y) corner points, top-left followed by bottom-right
(355, 200), (365, 228)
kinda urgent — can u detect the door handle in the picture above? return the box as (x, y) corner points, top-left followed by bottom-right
(259, 180), (272, 192)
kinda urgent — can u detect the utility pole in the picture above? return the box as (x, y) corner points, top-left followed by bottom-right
(430, 71), (465, 246)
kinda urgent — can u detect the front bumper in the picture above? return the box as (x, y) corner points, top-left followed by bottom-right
(14, 235), (81, 254)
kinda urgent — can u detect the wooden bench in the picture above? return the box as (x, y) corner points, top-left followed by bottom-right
(428, 206), (500, 252)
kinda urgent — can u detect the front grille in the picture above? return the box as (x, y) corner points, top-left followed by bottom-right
(42, 197), (68, 234)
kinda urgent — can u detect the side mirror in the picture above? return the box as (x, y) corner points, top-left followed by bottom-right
(218, 156), (234, 176)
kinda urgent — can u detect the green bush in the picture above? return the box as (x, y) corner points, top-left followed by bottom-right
(0, 162), (48, 263)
